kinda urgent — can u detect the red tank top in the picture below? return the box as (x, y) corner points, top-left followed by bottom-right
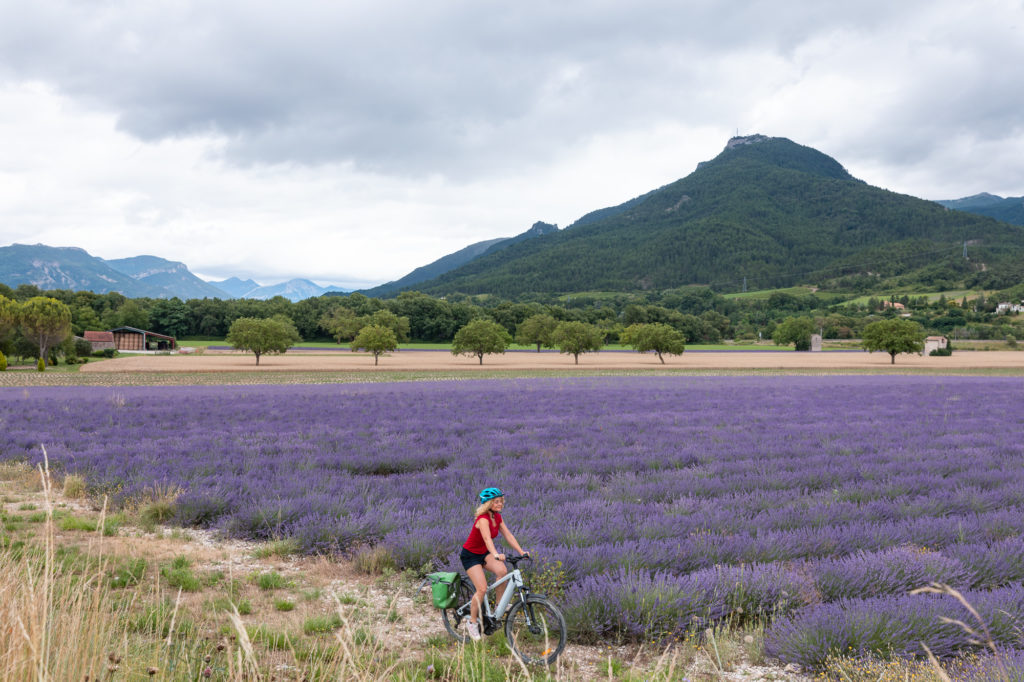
(462, 512), (502, 554)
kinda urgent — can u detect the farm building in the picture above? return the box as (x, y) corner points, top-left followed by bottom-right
(82, 331), (116, 352)
(923, 335), (948, 355)
(109, 326), (177, 351)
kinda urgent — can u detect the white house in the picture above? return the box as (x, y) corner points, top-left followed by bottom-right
(923, 336), (948, 355)
(996, 302), (1024, 314)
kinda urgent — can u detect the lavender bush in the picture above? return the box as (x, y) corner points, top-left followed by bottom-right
(3, 376), (1024, 666)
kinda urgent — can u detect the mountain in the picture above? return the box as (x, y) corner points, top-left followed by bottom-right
(407, 135), (1024, 296)
(0, 244), (162, 297)
(209, 277), (261, 298)
(359, 237), (508, 298)
(359, 221), (558, 298)
(240, 278), (348, 301)
(937, 193), (1024, 226)
(104, 255), (230, 299)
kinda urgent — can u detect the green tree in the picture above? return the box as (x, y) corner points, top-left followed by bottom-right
(620, 323), (686, 364)
(351, 324), (398, 365)
(19, 297), (72, 366)
(389, 291), (458, 342)
(226, 316), (301, 365)
(112, 300), (151, 330)
(451, 319), (512, 365)
(0, 295), (18, 347)
(366, 309), (411, 343)
(70, 305), (103, 336)
(319, 306), (363, 343)
(862, 318), (926, 364)
(551, 321), (604, 364)
(772, 316), (816, 351)
(149, 298), (190, 338)
(515, 314), (558, 352)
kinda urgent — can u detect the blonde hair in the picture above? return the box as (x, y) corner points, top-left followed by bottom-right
(474, 498), (497, 518)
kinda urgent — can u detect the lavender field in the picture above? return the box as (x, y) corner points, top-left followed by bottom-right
(4, 376), (1024, 669)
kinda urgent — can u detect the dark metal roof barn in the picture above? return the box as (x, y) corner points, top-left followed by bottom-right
(108, 327), (177, 351)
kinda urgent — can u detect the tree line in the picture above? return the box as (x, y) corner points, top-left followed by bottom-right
(2, 278), (1023, 369)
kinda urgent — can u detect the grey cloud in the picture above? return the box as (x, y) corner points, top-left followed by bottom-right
(0, 0), (1016, 182)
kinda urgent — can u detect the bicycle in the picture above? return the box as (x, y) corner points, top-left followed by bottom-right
(441, 555), (567, 666)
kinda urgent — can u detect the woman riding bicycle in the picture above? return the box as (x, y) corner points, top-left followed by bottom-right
(460, 487), (528, 641)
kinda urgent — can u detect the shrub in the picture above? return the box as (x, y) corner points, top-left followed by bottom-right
(74, 338), (93, 357)
(253, 538), (301, 559)
(161, 564), (202, 592)
(813, 547), (975, 601)
(764, 584), (1024, 669)
(36, 357), (45, 372)
(352, 545), (397, 575)
(140, 499), (176, 528)
(102, 348), (116, 358)
(62, 475), (86, 499)
(302, 613), (343, 635)
(0, 350), (6, 371)
(254, 570), (289, 590)
(109, 558), (147, 588)
(58, 515), (96, 532)
(247, 625), (298, 650)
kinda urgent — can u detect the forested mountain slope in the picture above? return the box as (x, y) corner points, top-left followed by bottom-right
(937, 193), (1024, 226)
(411, 136), (1024, 296)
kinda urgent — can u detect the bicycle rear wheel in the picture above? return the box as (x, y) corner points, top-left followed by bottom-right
(503, 596), (567, 666)
(441, 578), (476, 643)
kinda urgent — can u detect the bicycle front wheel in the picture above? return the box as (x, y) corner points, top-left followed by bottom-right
(503, 596), (567, 666)
(441, 578), (476, 643)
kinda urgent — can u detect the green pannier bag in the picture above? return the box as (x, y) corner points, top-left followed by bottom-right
(427, 572), (461, 609)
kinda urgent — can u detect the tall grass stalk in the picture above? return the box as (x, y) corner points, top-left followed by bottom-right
(1, 448), (123, 680)
(912, 582), (1013, 682)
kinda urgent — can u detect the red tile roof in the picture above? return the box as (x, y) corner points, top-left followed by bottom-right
(83, 331), (114, 342)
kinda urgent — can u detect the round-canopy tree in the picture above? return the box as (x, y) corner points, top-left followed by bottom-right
(772, 316), (815, 351)
(551, 321), (604, 365)
(19, 297), (71, 366)
(620, 322), (686, 364)
(862, 318), (926, 364)
(351, 324), (398, 365)
(226, 315), (301, 365)
(452, 318), (511, 365)
(515, 313), (559, 352)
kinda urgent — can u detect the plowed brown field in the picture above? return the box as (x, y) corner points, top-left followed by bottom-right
(79, 349), (1024, 372)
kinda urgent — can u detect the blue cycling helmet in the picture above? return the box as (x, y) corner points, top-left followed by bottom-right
(479, 487), (504, 504)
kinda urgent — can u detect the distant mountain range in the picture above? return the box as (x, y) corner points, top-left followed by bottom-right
(0, 244), (349, 301)
(936, 193), (1024, 226)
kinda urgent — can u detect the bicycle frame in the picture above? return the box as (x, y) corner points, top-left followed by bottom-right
(460, 567), (524, 621)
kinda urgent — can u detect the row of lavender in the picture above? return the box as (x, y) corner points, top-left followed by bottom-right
(3, 376), (1023, 668)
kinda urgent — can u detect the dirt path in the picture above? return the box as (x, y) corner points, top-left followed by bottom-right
(79, 349), (1024, 373)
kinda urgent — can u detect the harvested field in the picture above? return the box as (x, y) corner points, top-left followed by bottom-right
(78, 348), (1024, 373)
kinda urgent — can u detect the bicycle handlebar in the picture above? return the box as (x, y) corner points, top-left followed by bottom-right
(506, 554), (532, 567)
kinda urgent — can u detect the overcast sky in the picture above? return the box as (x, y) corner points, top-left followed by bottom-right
(1, 0), (1023, 288)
